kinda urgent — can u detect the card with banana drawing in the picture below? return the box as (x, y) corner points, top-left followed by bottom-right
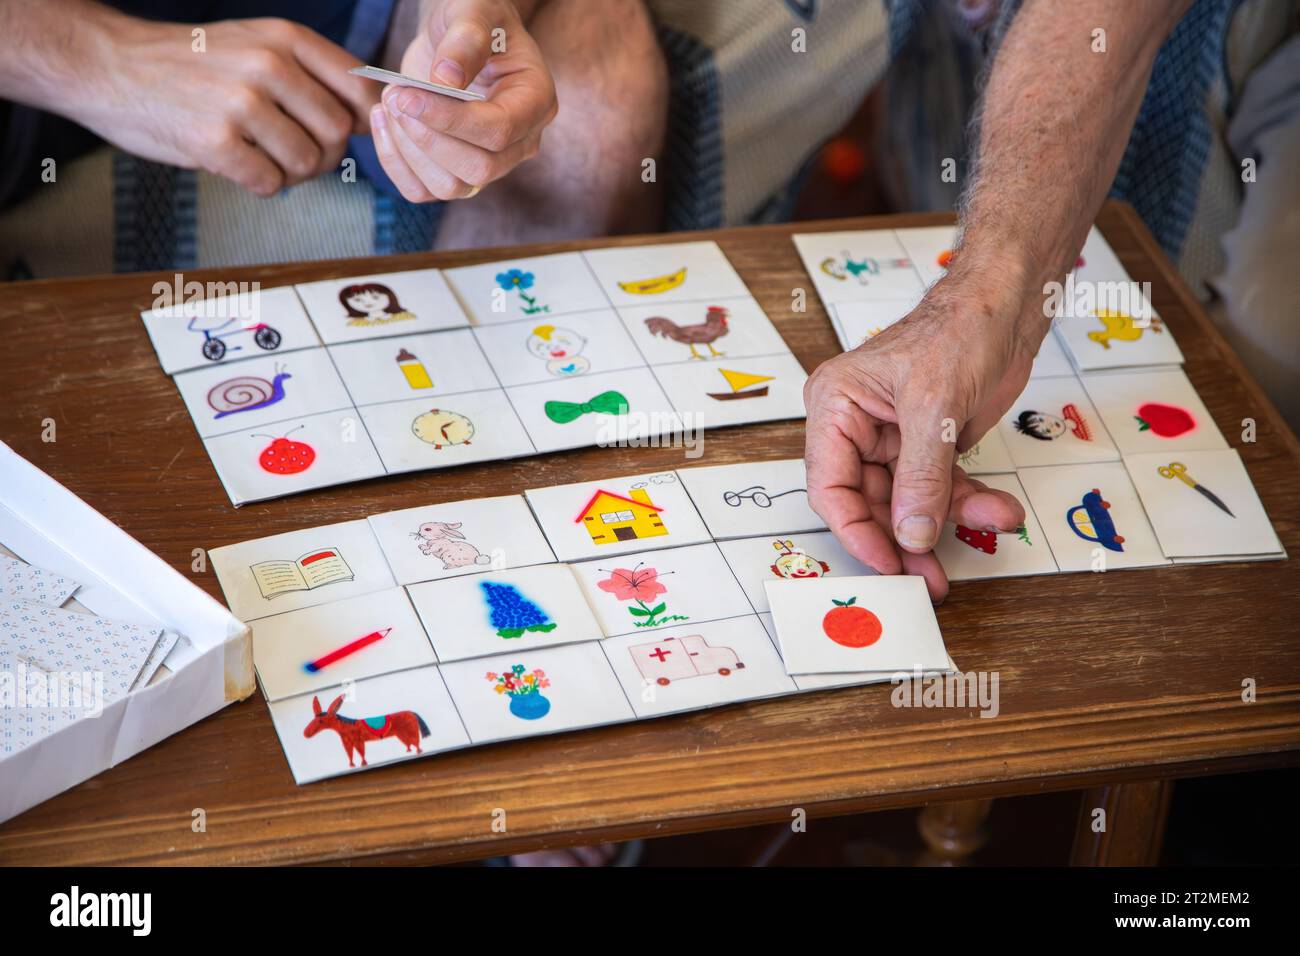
(581, 240), (751, 307)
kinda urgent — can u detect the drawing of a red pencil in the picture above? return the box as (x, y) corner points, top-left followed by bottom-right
(304, 627), (392, 673)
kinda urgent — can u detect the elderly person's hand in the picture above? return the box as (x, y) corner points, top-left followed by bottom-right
(371, 0), (557, 201)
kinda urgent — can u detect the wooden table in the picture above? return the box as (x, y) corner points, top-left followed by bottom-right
(1, 202), (1296, 866)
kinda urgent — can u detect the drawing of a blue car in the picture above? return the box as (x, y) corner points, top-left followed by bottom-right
(1067, 488), (1126, 552)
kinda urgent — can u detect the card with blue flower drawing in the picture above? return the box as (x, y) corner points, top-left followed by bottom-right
(443, 252), (611, 325)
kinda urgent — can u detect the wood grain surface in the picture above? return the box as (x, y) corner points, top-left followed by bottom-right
(0, 202), (1296, 865)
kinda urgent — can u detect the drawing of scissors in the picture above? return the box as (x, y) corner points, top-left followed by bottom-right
(1157, 462), (1234, 517)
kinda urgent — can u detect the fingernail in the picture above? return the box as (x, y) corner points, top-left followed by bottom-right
(394, 89), (424, 118)
(896, 515), (938, 550)
(432, 58), (466, 88)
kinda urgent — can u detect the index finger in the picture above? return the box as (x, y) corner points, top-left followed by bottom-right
(291, 31), (381, 134)
(383, 69), (552, 151)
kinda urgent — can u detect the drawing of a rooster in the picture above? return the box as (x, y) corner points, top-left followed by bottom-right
(644, 305), (729, 359)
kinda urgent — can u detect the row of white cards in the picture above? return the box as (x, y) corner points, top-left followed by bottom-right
(794, 225), (1185, 373)
(140, 242), (808, 505)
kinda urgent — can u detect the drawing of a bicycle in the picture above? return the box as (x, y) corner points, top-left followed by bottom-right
(723, 485), (807, 508)
(188, 315), (282, 362)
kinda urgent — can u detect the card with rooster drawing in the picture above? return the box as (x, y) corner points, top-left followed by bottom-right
(252, 586), (437, 702)
(791, 230), (926, 306)
(932, 472), (1060, 581)
(582, 241), (751, 308)
(203, 408), (386, 506)
(327, 329), (496, 406)
(505, 368), (682, 455)
(766, 575), (950, 675)
(367, 494), (555, 587)
(1079, 368), (1227, 455)
(995, 376), (1120, 468)
(439, 641), (635, 745)
(443, 252), (611, 325)
(892, 226), (958, 288)
(471, 309), (647, 387)
(525, 470), (712, 562)
(294, 268), (469, 345)
(210, 519), (395, 622)
(174, 347), (354, 439)
(601, 615), (796, 719)
(407, 563), (602, 662)
(677, 458), (824, 539)
(829, 296), (922, 351)
(569, 542), (753, 637)
(652, 353), (808, 430)
(616, 296), (789, 366)
(716, 531), (877, 614)
(356, 388), (535, 475)
(268, 665), (470, 784)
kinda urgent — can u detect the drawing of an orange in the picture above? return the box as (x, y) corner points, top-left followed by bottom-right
(822, 597), (882, 648)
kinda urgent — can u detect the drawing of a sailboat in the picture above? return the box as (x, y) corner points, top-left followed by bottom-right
(707, 368), (773, 401)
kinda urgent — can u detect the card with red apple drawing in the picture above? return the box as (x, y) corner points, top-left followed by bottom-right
(829, 295), (922, 350)
(210, 519), (395, 622)
(765, 575), (950, 675)
(995, 376), (1120, 467)
(252, 586), (436, 702)
(892, 225), (957, 287)
(471, 309), (646, 387)
(203, 409), (385, 506)
(506, 367), (683, 455)
(1080, 368), (1227, 455)
(1016, 461), (1170, 572)
(791, 230), (926, 305)
(582, 241), (751, 308)
(717, 531), (878, 614)
(407, 563), (602, 662)
(294, 268), (469, 344)
(1124, 450), (1284, 559)
(525, 470), (712, 562)
(443, 252), (611, 325)
(357, 389), (535, 475)
(268, 665), (470, 784)
(652, 353), (808, 430)
(677, 458), (824, 540)
(140, 284), (320, 375)
(327, 329), (496, 406)
(601, 616), (795, 718)
(955, 426), (1016, 475)
(569, 542), (753, 637)
(933, 473), (1059, 581)
(367, 494), (555, 586)
(174, 347), (354, 440)
(439, 641), (635, 745)
(616, 296), (789, 366)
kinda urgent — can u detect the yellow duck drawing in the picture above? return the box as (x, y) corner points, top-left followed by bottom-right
(1087, 310), (1163, 349)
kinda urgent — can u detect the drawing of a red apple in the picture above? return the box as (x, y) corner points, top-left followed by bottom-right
(822, 597), (882, 648)
(256, 427), (316, 475)
(1135, 402), (1195, 438)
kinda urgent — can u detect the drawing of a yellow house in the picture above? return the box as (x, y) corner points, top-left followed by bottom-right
(574, 488), (667, 545)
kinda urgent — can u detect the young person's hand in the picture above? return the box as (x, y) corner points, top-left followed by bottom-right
(370, 0), (557, 202)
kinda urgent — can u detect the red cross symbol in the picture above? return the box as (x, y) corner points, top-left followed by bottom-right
(648, 646), (672, 663)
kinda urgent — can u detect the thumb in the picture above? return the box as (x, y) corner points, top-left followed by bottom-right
(428, 5), (498, 89)
(891, 412), (958, 553)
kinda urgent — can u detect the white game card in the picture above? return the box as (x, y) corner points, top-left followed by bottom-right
(791, 230), (926, 305)
(470, 309), (646, 386)
(996, 376), (1120, 467)
(505, 367), (682, 454)
(210, 519), (396, 622)
(893, 225), (957, 287)
(765, 575), (950, 675)
(407, 563), (602, 662)
(717, 531), (878, 613)
(677, 458), (824, 539)
(829, 296), (922, 351)
(616, 296), (789, 366)
(955, 427), (1016, 475)
(933, 472), (1060, 581)
(443, 252), (612, 325)
(1031, 328), (1077, 378)
(1017, 461), (1170, 572)
(1080, 368), (1227, 455)
(601, 616), (796, 718)
(293, 269), (469, 344)
(356, 389), (534, 475)
(368, 494), (555, 586)
(439, 641), (635, 744)
(327, 328), (497, 406)
(582, 241), (751, 308)
(525, 470), (712, 562)
(757, 613), (951, 693)
(651, 353), (808, 430)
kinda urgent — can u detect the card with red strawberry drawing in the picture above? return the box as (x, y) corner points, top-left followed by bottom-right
(1080, 368), (1227, 455)
(268, 665), (471, 784)
(933, 473), (1060, 581)
(569, 542), (753, 637)
(716, 532), (877, 613)
(601, 616), (796, 718)
(765, 575), (950, 675)
(996, 376), (1120, 467)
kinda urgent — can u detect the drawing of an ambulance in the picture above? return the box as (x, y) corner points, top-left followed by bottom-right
(629, 635), (746, 686)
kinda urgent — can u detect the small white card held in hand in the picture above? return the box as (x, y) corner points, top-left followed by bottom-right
(349, 65), (485, 102)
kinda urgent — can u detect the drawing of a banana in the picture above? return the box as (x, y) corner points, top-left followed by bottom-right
(617, 267), (687, 295)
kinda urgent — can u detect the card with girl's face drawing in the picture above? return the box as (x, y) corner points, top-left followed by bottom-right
(294, 269), (469, 344)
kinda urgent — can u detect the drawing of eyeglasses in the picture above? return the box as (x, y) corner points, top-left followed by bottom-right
(723, 485), (808, 509)
(1157, 461), (1234, 517)
(188, 315), (283, 362)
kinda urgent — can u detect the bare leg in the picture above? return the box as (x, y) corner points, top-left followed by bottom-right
(436, 0), (668, 249)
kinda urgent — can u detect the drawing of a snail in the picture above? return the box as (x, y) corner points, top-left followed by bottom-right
(207, 365), (292, 419)
(411, 409), (474, 449)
